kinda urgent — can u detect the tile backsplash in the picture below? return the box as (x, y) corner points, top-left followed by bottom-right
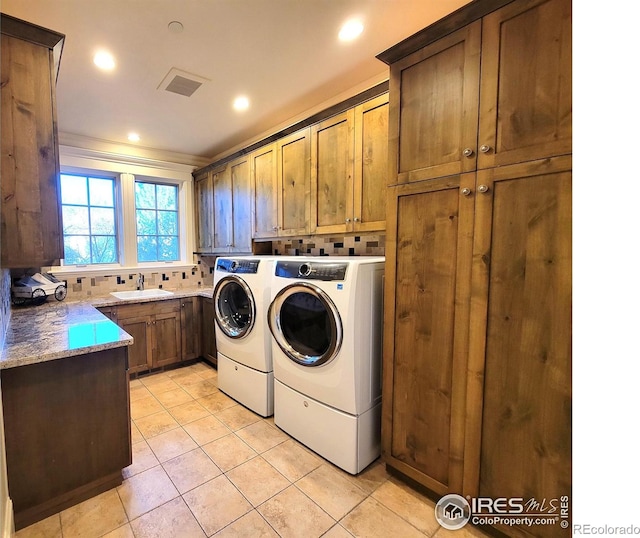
(55, 264), (215, 302)
(271, 234), (385, 257)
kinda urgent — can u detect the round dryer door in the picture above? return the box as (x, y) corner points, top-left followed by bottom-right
(214, 276), (256, 339)
(268, 282), (342, 367)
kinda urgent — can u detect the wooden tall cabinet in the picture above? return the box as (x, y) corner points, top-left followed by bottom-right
(1, 15), (64, 268)
(380, 0), (571, 535)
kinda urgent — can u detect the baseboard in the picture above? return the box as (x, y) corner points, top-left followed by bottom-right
(2, 497), (14, 538)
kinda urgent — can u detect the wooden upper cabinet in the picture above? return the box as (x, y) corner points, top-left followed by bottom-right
(354, 94), (389, 233)
(194, 171), (213, 252)
(251, 143), (279, 239)
(310, 111), (355, 235)
(1, 16), (65, 267)
(310, 95), (389, 235)
(477, 0), (572, 169)
(212, 166), (233, 251)
(277, 128), (311, 237)
(210, 156), (252, 253)
(389, 22), (481, 184)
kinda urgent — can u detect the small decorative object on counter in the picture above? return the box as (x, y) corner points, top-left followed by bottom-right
(11, 273), (67, 306)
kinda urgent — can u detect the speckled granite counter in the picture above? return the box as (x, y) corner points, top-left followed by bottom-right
(0, 302), (133, 369)
(0, 287), (215, 370)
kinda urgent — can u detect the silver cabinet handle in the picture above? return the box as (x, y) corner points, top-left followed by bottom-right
(478, 184), (489, 193)
(354, 217), (360, 222)
(346, 218), (351, 223)
(480, 145), (491, 153)
(463, 148), (474, 157)
(461, 188), (472, 196)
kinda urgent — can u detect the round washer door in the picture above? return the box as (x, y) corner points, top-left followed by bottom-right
(214, 276), (256, 339)
(268, 282), (342, 367)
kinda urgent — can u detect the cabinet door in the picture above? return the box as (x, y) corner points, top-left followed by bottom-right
(310, 111), (354, 235)
(382, 174), (475, 495)
(194, 172), (213, 252)
(180, 297), (200, 361)
(119, 315), (152, 373)
(477, 0), (572, 169)
(153, 311), (182, 367)
(251, 143), (279, 238)
(464, 157), (572, 532)
(1, 33), (64, 267)
(277, 128), (311, 236)
(389, 22), (481, 184)
(200, 297), (217, 366)
(230, 157), (252, 253)
(212, 167), (233, 252)
(354, 94), (389, 233)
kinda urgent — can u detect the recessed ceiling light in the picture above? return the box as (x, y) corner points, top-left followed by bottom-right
(168, 21), (184, 33)
(233, 96), (250, 112)
(339, 19), (364, 41)
(93, 50), (115, 71)
(127, 133), (140, 142)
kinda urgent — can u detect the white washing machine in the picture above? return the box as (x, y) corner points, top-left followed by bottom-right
(213, 256), (277, 417)
(267, 256), (385, 474)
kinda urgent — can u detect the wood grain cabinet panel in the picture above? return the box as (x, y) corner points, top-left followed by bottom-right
(477, 0), (572, 169)
(1, 16), (65, 267)
(194, 171), (214, 253)
(388, 22), (481, 184)
(200, 297), (217, 367)
(180, 297), (200, 361)
(277, 128), (311, 237)
(310, 111), (355, 235)
(211, 156), (252, 253)
(382, 175), (474, 495)
(251, 143), (279, 238)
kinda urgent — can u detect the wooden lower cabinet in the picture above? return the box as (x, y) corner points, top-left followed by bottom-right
(200, 297), (217, 366)
(115, 300), (182, 373)
(383, 157), (571, 537)
(1, 347), (131, 530)
(180, 297), (200, 361)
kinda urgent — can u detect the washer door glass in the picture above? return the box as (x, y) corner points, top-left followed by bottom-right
(214, 276), (255, 339)
(268, 282), (342, 367)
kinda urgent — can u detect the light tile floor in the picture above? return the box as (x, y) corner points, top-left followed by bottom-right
(15, 361), (490, 538)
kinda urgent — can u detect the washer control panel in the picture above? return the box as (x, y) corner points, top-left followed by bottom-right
(275, 260), (347, 281)
(216, 258), (260, 274)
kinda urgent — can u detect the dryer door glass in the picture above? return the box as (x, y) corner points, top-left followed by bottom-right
(214, 276), (255, 339)
(268, 283), (342, 366)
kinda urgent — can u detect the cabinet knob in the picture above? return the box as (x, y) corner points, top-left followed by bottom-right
(480, 144), (491, 153)
(346, 218), (351, 223)
(461, 188), (472, 196)
(272, 226), (278, 231)
(182, 303), (185, 307)
(463, 148), (474, 157)
(478, 184), (489, 193)
(354, 217), (360, 222)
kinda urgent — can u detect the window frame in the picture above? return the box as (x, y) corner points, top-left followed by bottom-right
(51, 164), (195, 274)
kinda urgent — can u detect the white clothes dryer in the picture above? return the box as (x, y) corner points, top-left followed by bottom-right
(267, 256), (385, 474)
(213, 256), (277, 417)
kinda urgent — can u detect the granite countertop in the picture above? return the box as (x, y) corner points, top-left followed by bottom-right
(0, 286), (215, 370)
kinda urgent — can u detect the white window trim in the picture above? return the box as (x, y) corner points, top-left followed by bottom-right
(46, 145), (197, 276)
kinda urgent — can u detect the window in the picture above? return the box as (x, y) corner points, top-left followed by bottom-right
(60, 174), (117, 264)
(135, 181), (179, 262)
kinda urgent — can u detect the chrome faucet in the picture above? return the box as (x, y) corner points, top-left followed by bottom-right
(136, 273), (144, 291)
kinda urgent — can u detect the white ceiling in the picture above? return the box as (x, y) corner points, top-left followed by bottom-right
(1, 0), (470, 162)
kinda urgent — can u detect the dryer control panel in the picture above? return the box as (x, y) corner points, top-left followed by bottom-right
(216, 258), (260, 274)
(275, 260), (347, 281)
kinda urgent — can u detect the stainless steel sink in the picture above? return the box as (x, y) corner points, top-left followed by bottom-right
(110, 289), (174, 300)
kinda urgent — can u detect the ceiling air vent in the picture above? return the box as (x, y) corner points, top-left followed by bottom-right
(157, 68), (209, 97)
